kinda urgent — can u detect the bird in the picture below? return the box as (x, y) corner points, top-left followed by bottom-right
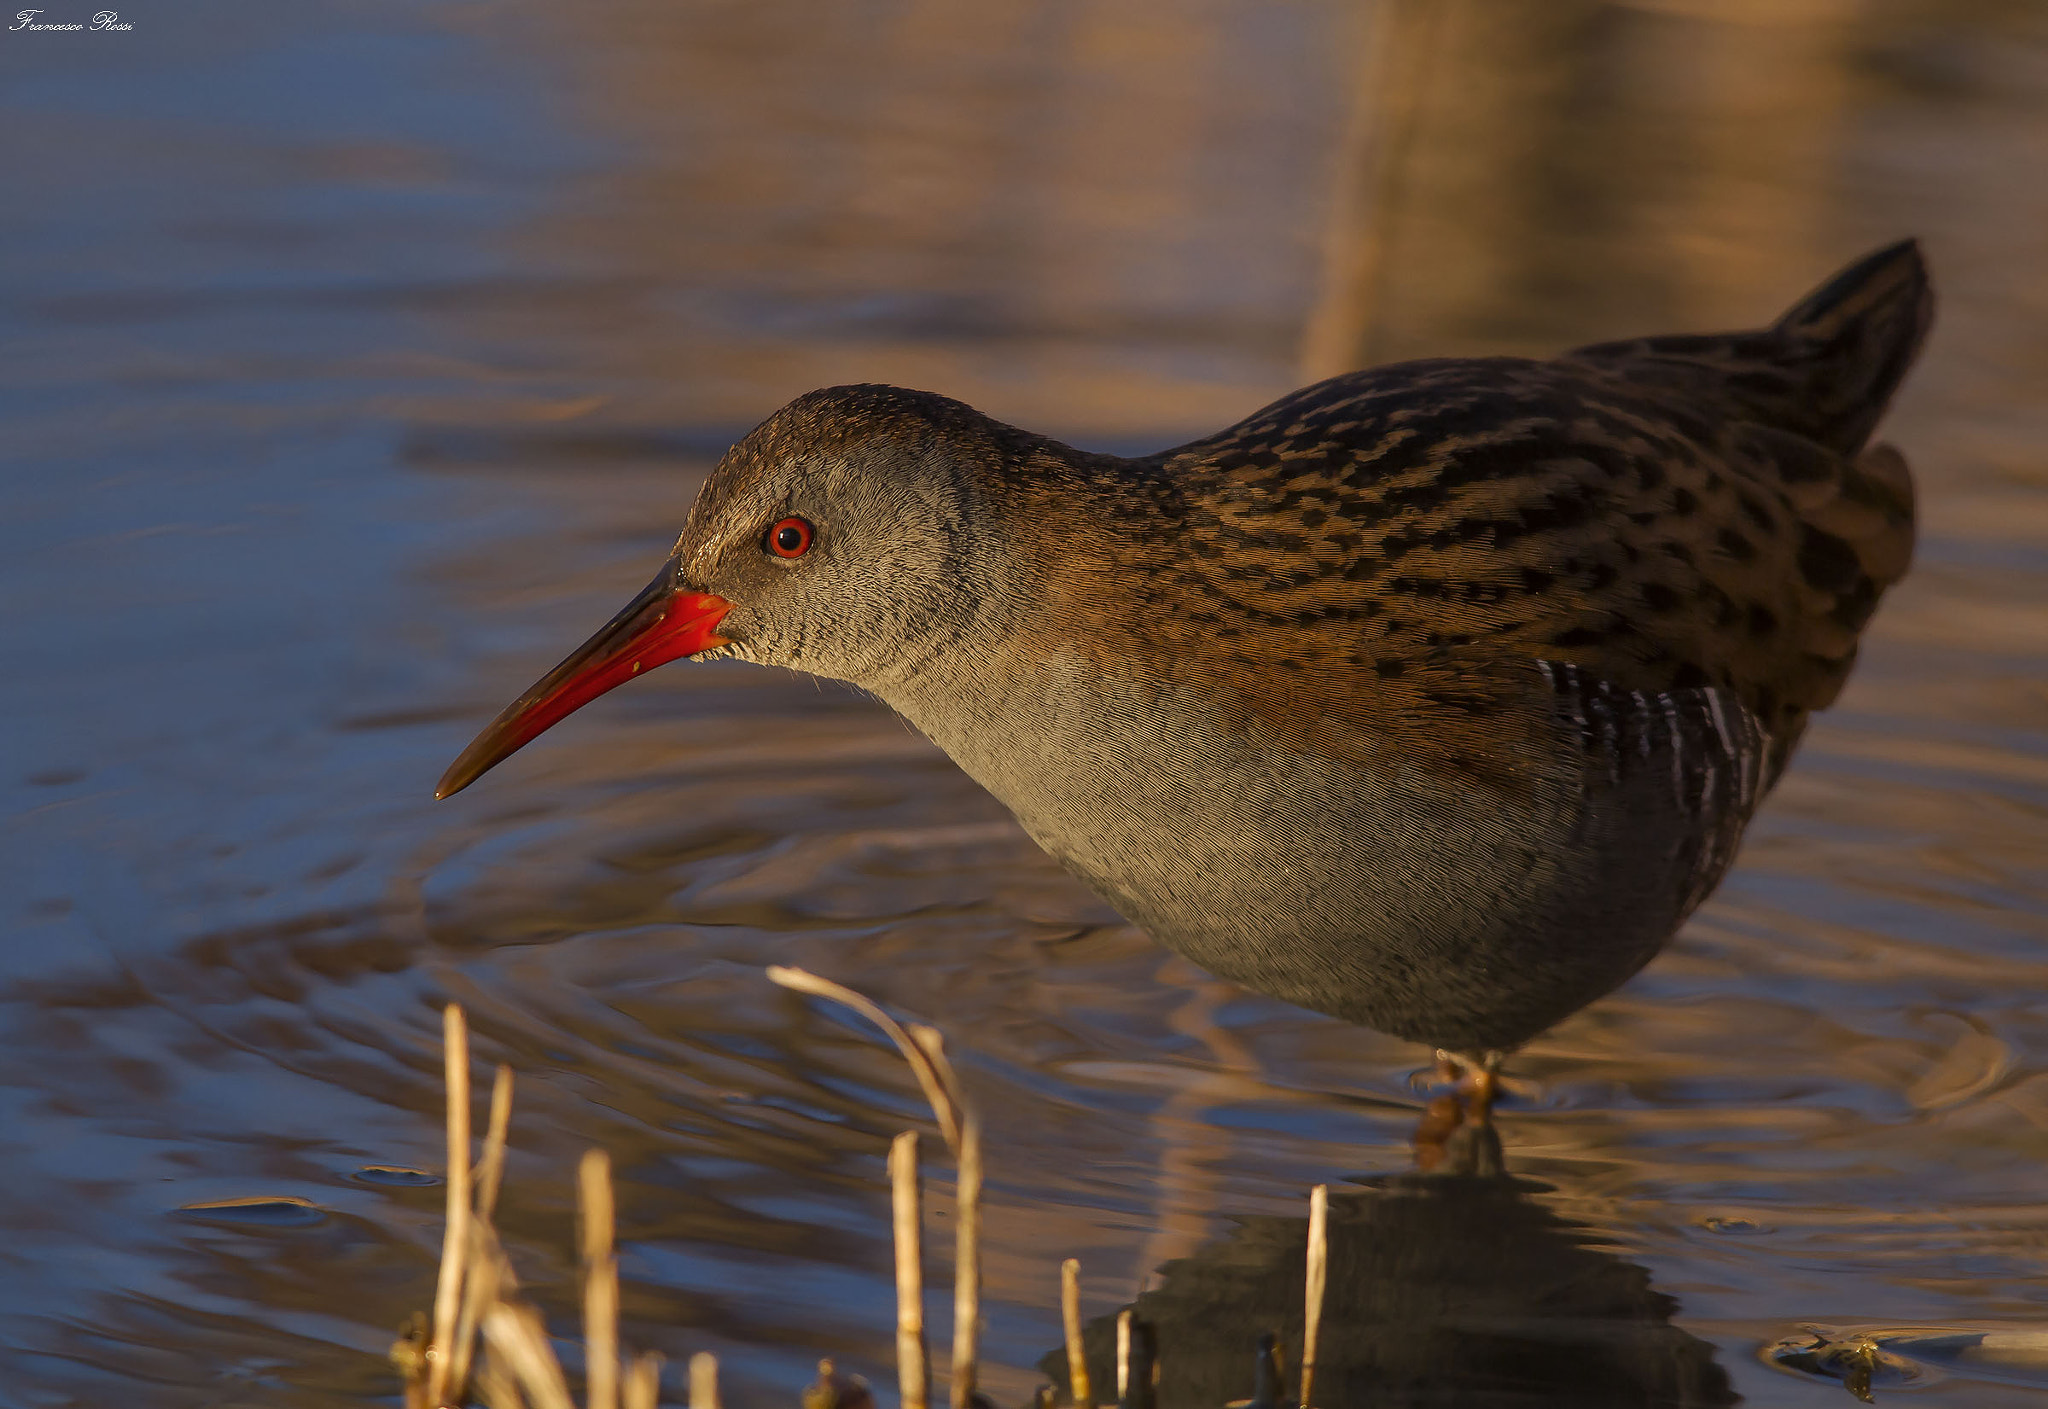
(437, 241), (1931, 1108)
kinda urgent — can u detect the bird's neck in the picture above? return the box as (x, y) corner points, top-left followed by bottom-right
(857, 443), (1181, 697)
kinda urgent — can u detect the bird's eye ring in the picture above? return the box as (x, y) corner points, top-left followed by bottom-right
(767, 516), (813, 558)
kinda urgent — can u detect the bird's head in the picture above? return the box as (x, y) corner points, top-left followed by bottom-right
(435, 384), (1029, 799)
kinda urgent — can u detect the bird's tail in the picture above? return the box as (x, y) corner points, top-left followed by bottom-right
(1764, 238), (1934, 455)
(1565, 239), (1934, 458)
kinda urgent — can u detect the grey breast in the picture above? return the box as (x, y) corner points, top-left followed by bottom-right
(887, 651), (1772, 1054)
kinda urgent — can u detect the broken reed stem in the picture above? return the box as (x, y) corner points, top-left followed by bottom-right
(582, 1149), (621, 1409)
(447, 1218), (502, 1405)
(428, 1003), (473, 1408)
(950, 1109), (984, 1409)
(403, 1006), (683, 1409)
(908, 1025), (971, 1148)
(484, 1300), (578, 1409)
(768, 969), (985, 1409)
(766, 967), (963, 1152)
(410, 977), (1103, 1409)
(448, 1062), (516, 1397)
(478, 1064), (515, 1219)
(690, 1351), (722, 1409)
(1301, 1184), (1328, 1409)
(623, 1353), (663, 1409)
(908, 1023), (981, 1409)
(891, 1132), (930, 1409)
(473, 1352), (525, 1409)
(1061, 1259), (1092, 1409)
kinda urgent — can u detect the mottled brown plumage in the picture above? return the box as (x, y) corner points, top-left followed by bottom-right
(441, 241), (1931, 1059)
(972, 244), (1921, 795)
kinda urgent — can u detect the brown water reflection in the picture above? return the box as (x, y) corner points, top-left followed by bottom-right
(1055, 1135), (1738, 1409)
(2, 0), (2046, 1405)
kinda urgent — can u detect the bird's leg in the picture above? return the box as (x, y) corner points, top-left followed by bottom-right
(1456, 1049), (1506, 1126)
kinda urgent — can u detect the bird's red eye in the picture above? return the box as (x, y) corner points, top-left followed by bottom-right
(767, 516), (813, 558)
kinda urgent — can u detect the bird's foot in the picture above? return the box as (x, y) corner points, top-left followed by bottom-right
(1405, 1050), (1465, 1093)
(1411, 1049), (1511, 1172)
(1412, 1049), (1506, 1107)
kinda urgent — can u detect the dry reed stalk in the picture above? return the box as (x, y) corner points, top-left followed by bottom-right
(890, 1132), (930, 1409)
(581, 1149), (621, 1409)
(624, 1354), (663, 1409)
(478, 1065), (515, 1218)
(1115, 1310), (1132, 1403)
(765, 970), (984, 1409)
(449, 1216), (506, 1403)
(1300, 1184), (1328, 1409)
(1060, 1259), (1091, 1409)
(909, 1023), (978, 1409)
(483, 1300), (578, 1409)
(907, 1025), (971, 1135)
(947, 1106), (983, 1409)
(427, 1004), (474, 1407)
(911, 1024), (980, 1409)
(689, 1351), (721, 1409)
(474, 1351), (528, 1409)
(465, 1218), (515, 1365)
(448, 1063), (517, 1396)
(765, 967), (964, 1151)
(397, 1004), (679, 1409)
(462, 1143), (654, 1409)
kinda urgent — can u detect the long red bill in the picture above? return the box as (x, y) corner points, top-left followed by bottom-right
(435, 555), (732, 799)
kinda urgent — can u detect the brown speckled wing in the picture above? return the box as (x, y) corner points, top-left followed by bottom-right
(1036, 348), (1911, 787)
(1006, 243), (1925, 790)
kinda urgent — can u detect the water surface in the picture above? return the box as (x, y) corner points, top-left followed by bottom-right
(3, 2), (2047, 1404)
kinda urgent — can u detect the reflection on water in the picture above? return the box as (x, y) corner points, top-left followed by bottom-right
(1051, 1132), (1734, 1408)
(2, 0), (2046, 1405)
